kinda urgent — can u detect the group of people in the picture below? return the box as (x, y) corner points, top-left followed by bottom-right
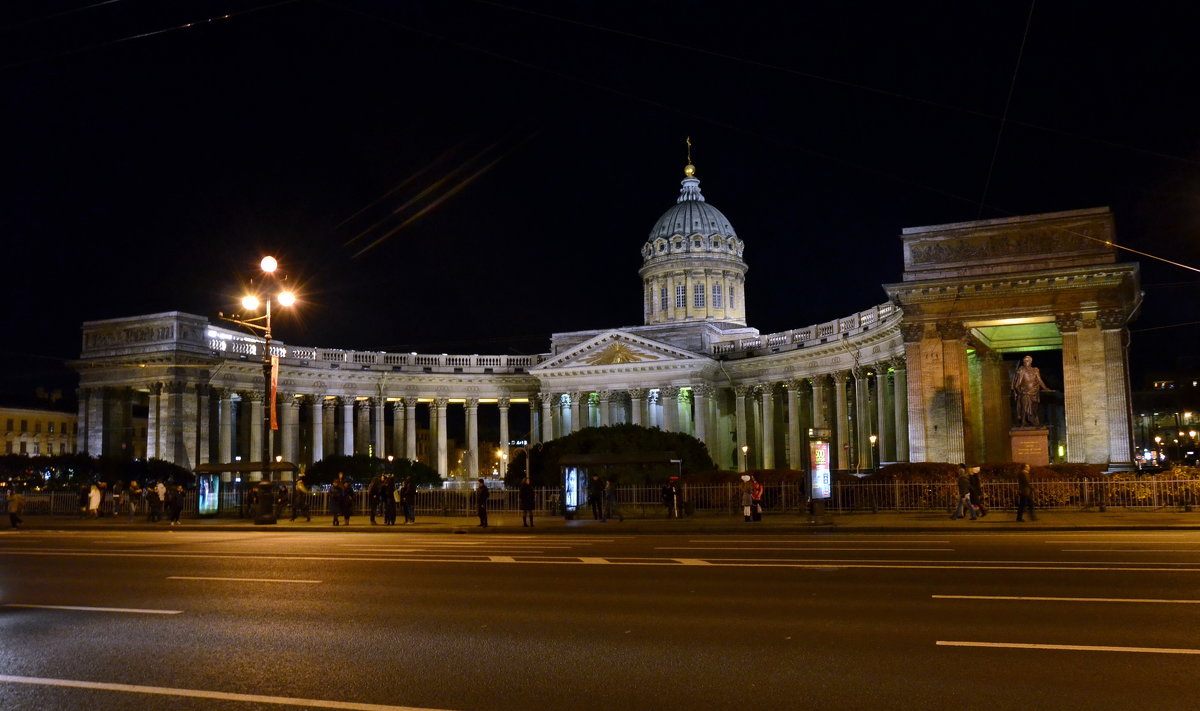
(76, 480), (185, 524)
(325, 473), (419, 526)
(952, 463), (1037, 522)
(739, 475), (765, 522)
(586, 475), (625, 523)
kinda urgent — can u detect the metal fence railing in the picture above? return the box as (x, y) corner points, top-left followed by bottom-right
(6, 479), (1198, 520)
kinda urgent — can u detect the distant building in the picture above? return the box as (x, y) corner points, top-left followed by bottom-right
(71, 159), (1142, 475)
(2, 406), (79, 457)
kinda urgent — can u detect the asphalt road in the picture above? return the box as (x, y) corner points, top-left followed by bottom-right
(2, 529), (1198, 710)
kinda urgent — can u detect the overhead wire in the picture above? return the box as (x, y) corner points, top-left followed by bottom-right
(977, 0), (1037, 217)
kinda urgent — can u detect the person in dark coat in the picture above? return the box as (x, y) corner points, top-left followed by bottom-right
(588, 474), (604, 520)
(968, 467), (987, 517)
(474, 478), (489, 527)
(291, 476), (311, 522)
(381, 474), (397, 525)
(329, 478), (345, 526)
(166, 485), (185, 525)
(661, 481), (678, 519)
(1016, 464), (1038, 522)
(951, 464), (977, 520)
(519, 476), (536, 527)
(399, 477), (416, 524)
(145, 484), (162, 523)
(604, 479), (623, 523)
(367, 475), (383, 525)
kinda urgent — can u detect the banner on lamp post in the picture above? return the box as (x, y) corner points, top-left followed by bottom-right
(269, 355), (279, 431)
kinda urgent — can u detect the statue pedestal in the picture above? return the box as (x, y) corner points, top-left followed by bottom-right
(1010, 428), (1050, 467)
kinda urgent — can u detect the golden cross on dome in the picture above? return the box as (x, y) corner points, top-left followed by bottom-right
(684, 136), (695, 177)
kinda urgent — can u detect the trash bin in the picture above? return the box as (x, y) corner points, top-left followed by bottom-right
(254, 480), (277, 525)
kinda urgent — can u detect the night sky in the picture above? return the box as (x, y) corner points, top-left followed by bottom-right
(3, 0), (1198, 408)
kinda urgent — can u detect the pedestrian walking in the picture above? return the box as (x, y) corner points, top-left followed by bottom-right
(475, 478), (489, 527)
(166, 485), (185, 525)
(1016, 464), (1038, 522)
(661, 480), (679, 519)
(87, 483), (101, 518)
(330, 475), (351, 526)
(519, 476), (535, 527)
(399, 477), (416, 524)
(126, 481), (142, 521)
(968, 467), (988, 517)
(367, 474), (383, 525)
(588, 474), (604, 520)
(381, 474), (397, 526)
(750, 476), (764, 521)
(739, 474), (753, 522)
(291, 476), (311, 522)
(604, 479), (623, 523)
(951, 465), (977, 520)
(7, 487), (26, 529)
(145, 483), (162, 523)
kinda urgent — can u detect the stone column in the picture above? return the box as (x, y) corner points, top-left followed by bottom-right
(660, 386), (680, 432)
(498, 398), (510, 477)
(786, 381), (802, 471)
(248, 391), (264, 464)
(197, 385), (211, 465)
(434, 398), (449, 477)
(629, 388), (646, 427)
(1059, 313), (1086, 463)
(219, 390), (234, 463)
(937, 321), (970, 464)
(597, 391), (611, 427)
(874, 369), (890, 463)
(530, 396), (542, 445)
(811, 375), (829, 429)
(147, 383), (161, 460)
(892, 359), (909, 462)
(539, 393), (554, 443)
(341, 398), (355, 456)
(693, 385), (711, 450)
(310, 394), (325, 463)
(570, 392), (585, 433)
(1101, 310), (1134, 468)
(853, 368), (872, 471)
(373, 397), (386, 459)
(75, 388), (89, 454)
(355, 400), (370, 456)
(391, 400), (405, 461)
(323, 397), (336, 458)
(281, 395), (300, 464)
(405, 399), (418, 462)
(759, 384), (776, 470)
(734, 384), (750, 471)
(465, 398), (479, 479)
(832, 372), (849, 471)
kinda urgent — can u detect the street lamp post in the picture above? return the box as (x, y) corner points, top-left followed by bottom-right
(868, 434), (878, 472)
(219, 256), (296, 485)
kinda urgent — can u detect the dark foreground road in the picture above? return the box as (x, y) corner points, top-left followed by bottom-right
(2, 529), (1198, 710)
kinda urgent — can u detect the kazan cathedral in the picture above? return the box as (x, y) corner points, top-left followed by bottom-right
(72, 160), (1142, 481)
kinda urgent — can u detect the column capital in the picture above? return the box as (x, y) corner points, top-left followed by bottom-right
(497, 397), (511, 409)
(595, 390), (611, 402)
(899, 322), (926, 343)
(285, 395), (301, 410)
(1056, 312), (1081, 333)
(889, 357), (907, 372)
(465, 398), (479, 409)
(390, 399), (404, 412)
(355, 399), (370, 411)
(809, 373), (831, 388)
(433, 398), (449, 409)
(935, 320), (968, 340)
(660, 385), (681, 398)
(692, 383), (714, 398)
(569, 391), (585, 405)
(627, 387), (648, 399)
(1099, 308), (1127, 330)
(733, 384), (753, 397)
(246, 390), (264, 403)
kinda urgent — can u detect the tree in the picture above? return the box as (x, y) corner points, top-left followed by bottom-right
(511, 424), (716, 487)
(306, 455), (440, 488)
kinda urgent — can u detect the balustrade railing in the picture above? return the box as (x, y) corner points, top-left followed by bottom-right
(712, 302), (901, 356)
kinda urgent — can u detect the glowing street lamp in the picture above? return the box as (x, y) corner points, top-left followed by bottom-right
(868, 433), (878, 471)
(219, 255), (297, 481)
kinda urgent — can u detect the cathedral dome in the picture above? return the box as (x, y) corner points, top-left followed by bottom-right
(648, 175), (738, 241)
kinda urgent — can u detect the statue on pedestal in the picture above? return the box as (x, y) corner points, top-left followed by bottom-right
(1011, 355), (1054, 428)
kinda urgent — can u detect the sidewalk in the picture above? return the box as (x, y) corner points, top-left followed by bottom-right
(9, 508), (1200, 534)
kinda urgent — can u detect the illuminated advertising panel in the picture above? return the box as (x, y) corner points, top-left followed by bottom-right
(197, 474), (220, 516)
(809, 440), (831, 499)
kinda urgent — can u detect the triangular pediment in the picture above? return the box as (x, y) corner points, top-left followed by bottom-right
(531, 330), (711, 373)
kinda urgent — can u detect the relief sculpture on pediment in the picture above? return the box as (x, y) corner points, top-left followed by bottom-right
(579, 342), (663, 365)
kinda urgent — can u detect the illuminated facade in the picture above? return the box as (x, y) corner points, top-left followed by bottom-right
(72, 164), (1140, 475)
(2, 406), (82, 457)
